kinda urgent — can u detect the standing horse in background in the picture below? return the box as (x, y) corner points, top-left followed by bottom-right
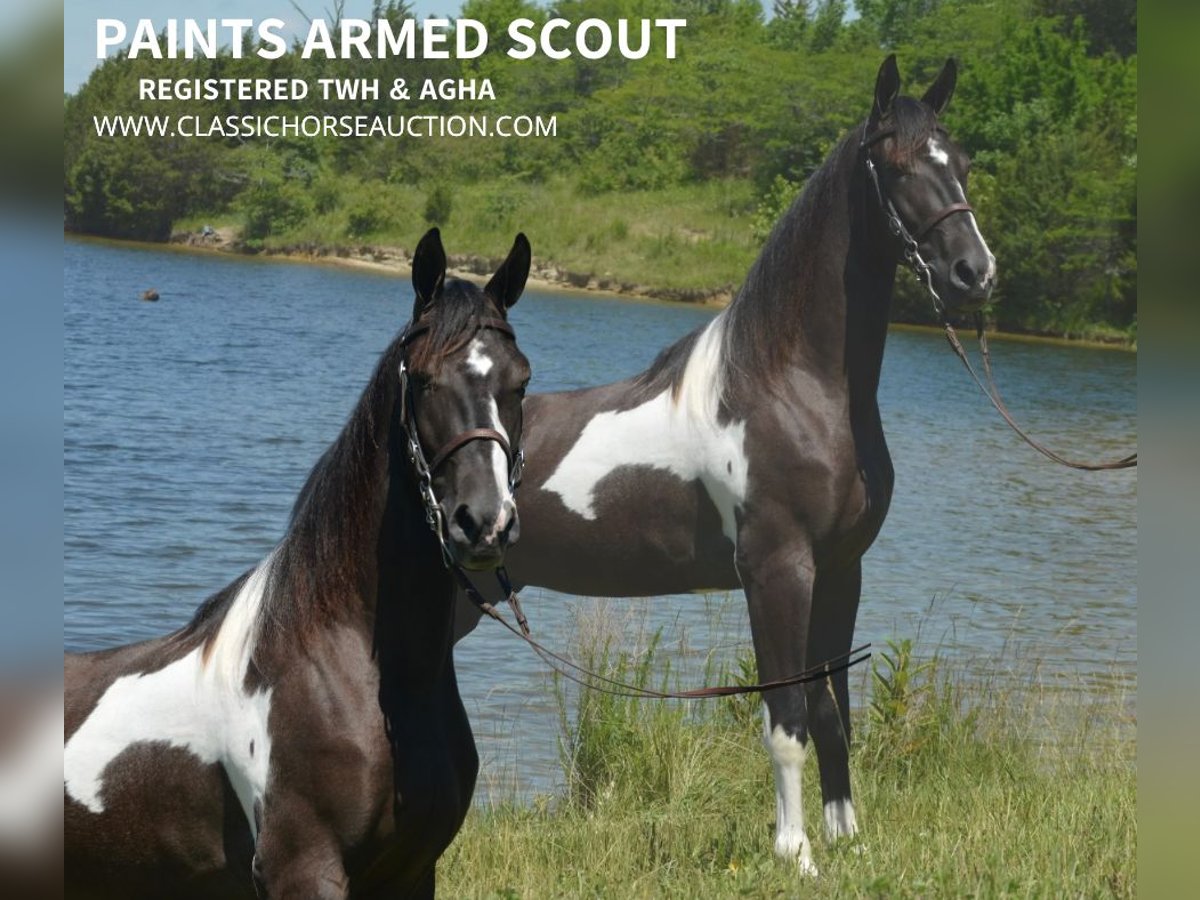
(458, 57), (995, 874)
(65, 229), (533, 898)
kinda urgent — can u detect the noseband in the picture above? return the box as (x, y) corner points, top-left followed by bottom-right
(860, 124), (975, 318)
(397, 316), (526, 565)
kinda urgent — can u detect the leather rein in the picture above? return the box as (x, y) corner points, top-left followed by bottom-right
(399, 316), (872, 699)
(861, 125), (1137, 471)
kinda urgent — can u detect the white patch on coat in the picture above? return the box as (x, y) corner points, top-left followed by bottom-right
(64, 558), (275, 838)
(824, 798), (858, 841)
(541, 315), (748, 540)
(763, 708), (817, 875)
(466, 338), (493, 376)
(927, 137), (950, 166)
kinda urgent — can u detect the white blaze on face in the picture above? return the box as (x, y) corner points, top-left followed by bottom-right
(64, 558), (275, 838)
(927, 137), (950, 167)
(486, 397), (514, 529)
(542, 315), (749, 541)
(466, 337), (493, 376)
(928, 137), (997, 285)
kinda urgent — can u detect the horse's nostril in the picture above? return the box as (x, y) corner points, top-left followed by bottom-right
(499, 514), (516, 545)
(953, 259), (977, 287)
(453, 504), (481, 543)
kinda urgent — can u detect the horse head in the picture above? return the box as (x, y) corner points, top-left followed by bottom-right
(863, 55), (996, 315)
(400, 228), (532, 570)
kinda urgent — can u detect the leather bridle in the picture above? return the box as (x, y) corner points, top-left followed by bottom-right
(860, 123), (975, 319)
(861, 123), (1136, 471)
(397, 315), (531, 630)
(398, 316), (524, 503)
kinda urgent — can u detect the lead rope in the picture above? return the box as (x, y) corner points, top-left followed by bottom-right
(460, 572), (872, 701)
(951, 317), (1135, 470)
(936, 314), (1137, 471)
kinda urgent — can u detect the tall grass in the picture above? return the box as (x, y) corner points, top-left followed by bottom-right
(440, 607), (1135, 898)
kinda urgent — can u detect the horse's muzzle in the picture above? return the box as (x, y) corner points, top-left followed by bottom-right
(447, 502), (518, 570)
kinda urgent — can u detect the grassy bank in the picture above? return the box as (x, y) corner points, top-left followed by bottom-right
(174, 177), (761, 301)
(441, 632), (1135, 897)
(170, 171), (1136, 345)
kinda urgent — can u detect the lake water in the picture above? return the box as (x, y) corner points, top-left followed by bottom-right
(64, 237), (1137, 800)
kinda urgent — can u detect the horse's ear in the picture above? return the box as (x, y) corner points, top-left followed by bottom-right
(869, 54), (901, 131)
(411, 227), (446, 318)
(921, 58), (957, 116)
(485, 233), (531, 311)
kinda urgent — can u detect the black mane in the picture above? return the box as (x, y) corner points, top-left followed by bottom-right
(179, 278), (501, 652)
(635, 97), (940, 406)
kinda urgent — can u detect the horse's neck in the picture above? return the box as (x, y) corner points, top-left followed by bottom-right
(840, 206), (898, 419)
(372, 451), (457, 691)
(748, 161), (896, 420)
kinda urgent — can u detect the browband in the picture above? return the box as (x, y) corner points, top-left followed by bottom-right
(399, 316), (514, 347)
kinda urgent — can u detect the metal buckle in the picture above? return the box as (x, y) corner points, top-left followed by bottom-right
(509, 448), (525, 491)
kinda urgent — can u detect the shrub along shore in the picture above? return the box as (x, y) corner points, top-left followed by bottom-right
(439, 630), (1135, 898)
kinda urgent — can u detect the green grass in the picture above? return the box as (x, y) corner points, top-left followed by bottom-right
(177, 176), (763, 295)
(440, 625), (1135, 898)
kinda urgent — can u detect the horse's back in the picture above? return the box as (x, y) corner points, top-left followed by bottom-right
(507, 382), (743, 596)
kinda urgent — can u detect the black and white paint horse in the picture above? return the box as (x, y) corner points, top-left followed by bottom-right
(64, 229), (533, 898)
(458, 57), (995, 874)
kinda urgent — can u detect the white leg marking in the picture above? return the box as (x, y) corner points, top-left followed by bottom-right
(466, 338), (493, 376)
(824, 798), (859, 841)
(764, 708), (817, 875)
(542, 316), (749, 539)
(64, 558), (275, 838)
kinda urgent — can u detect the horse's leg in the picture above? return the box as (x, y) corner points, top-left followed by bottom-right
(358, 864), (434, 900)
(253, 811), (348, 900)
(738, 536), (818, 875)
(409, 865), (435, 899)
(806, 561), (861, 842)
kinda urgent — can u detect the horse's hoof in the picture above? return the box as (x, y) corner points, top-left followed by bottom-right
(798, 852), (819, 877)
(775, 834), (819, 877)
(824, 799), (859, 843)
